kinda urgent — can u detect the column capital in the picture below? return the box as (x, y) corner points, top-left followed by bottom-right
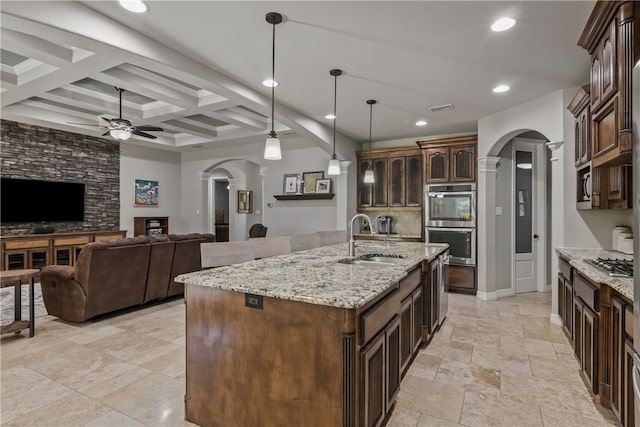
(339, 160), (352, 174)
(477, 156), (500, 173)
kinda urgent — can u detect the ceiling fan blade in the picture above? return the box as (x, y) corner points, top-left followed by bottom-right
(101, 117), (114, 125)
(134, 126), (163, 132)
(132, 129), (158, 139)
(66, 122), (104, 127)
(101, 131), (111, 136)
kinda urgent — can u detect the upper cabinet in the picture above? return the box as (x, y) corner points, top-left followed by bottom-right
(356, 147), (423, 211)
(578, 1), (636, 168)
(417, 135), (477, 184)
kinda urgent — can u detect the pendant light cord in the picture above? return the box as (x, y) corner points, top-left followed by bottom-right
(270, 20), (276, 137)
(368, 102), (373, 161)
(332, 73), (337, 158)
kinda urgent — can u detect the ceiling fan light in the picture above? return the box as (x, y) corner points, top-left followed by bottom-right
(119, 0), (148, 13)
(264, 136), (282, 160)
(110, 128), (132, 140)
(327, 156), (341, 176)
(364, 169), (375, 184)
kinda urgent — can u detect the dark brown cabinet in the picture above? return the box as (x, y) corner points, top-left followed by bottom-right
(385, 316), (401, 412)
(412, 287), (423, 354)
(356, 147), (422, 211)
(611, 297), (624, 421)
(623, 339), (635, 427)
(400, 296), (413, 371)
(573, 272), (600, 394)
(578, 1), (635, 168)
(134, 216), (169, 236)
(423, 258), (439, 340)
(418, 136), (477, 184)
(582, 305), (598, 393)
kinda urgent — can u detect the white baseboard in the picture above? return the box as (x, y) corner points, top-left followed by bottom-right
(496, 288), (515, 298)
(550, 313), (563, 326)
(476, 291), (498, 301)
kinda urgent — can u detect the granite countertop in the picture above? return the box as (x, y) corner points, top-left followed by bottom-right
(176, 241), (448, 309)
(556, 247), (633, 301)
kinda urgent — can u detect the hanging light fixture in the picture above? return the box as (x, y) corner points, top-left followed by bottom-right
(363, 100), (376, 183)
(264, 12), (283, 160)
(327, 69), (342, 176)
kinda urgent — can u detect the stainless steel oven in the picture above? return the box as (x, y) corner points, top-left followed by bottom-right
(426, 227), (476, 266)
(426, 183), (476, 227)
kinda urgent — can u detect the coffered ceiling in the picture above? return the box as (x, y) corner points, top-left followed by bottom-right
(0, 1), (594, 154)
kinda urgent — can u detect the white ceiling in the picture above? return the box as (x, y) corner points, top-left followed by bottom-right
(0, 1), (594, 154)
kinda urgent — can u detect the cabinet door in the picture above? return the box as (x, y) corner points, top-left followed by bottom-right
(580, 108), (590, 164)
(425, 147), (449, 183)
(361, 333), (385, 427)
(598, 21), (617, 110)
(372, 158), (388, 207)
(574, 297), (583, 361)
(607, 165), (632, 209)
(612, 298), (624, 422)
(405, 155), (423, 206)
(558, 275), (565, 325)
(400, 297), (413, 372)
(574, 119), (582, 166)
(590, 53), (601, 109)
(385, 316), (401, 411)
(592, 96), (619, 164)
(624, 339), (635, 427)
(564, 279), (574, 344)
(412, 287), (423, 354)
(358, 159), (373, 208)
(29, 249), (49, 270)
(4, 251), (27, 270)
(583, 305), (598, 394)
(451, 145), (476, 182)
(388, 157), (405, 207)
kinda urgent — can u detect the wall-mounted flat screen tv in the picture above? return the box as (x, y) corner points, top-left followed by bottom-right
(1, 178), (85, 223)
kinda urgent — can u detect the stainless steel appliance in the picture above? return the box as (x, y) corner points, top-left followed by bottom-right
(584, 258), (633, 277)
(426, 183), (476, 227)
(376, 215), (393, 234)
(631, 59), (640, 424)
(438, 250), (449, 326)
(426, 227), (476, 265)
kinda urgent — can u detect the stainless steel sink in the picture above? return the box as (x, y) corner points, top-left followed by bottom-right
(338, 254), (405, 267)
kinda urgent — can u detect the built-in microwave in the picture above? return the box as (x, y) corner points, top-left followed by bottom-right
(425, 183), (476, 228)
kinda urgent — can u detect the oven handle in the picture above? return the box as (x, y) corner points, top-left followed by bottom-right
(427, 191), (476, 197)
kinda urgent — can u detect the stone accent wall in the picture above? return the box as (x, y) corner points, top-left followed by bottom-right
(1, 120), (120, 235)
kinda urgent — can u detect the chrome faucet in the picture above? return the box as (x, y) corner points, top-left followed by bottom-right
(349, 213), (374, 257)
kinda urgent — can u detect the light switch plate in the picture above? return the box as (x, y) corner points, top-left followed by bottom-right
(495, 206), (503, 215)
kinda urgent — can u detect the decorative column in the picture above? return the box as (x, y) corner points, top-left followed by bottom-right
(335, 160), (352, 231)
(476, 157), (500, 301)
(227, 178), (237, 241)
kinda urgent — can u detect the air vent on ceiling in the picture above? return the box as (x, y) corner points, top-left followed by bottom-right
(428, 104), (455, 112)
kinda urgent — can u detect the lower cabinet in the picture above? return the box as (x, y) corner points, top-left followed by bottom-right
(623, 339), (635, 427)
(361, 315), (401, 427)
(582, 305), (598, 394)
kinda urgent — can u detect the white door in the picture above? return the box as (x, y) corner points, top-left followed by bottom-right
(513, 139), (545, 294)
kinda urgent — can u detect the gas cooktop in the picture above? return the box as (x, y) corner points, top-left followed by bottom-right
(584, 258), (633, 278)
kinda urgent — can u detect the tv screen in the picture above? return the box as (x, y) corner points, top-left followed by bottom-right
(1, 178), (85, 223)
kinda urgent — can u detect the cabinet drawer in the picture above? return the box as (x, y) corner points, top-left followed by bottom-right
(574, 273), (599, 312)
(54, 236), (91, 246)
(94, 234), (125, 242)
(625, 305), (633, 339)
(558, 257), (572, 282)
(4, 239), (49, 250)
(361, 288), (401, 346)
(399, 267), (421, 300)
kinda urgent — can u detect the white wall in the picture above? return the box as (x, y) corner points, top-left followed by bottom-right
(120, 144), (182, 236)
(180, 136), (357, 239)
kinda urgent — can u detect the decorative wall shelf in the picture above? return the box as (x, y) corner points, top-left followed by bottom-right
(273, 194), (335, 201)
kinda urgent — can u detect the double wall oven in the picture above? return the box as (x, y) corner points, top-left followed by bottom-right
(425, 183), (476, 266)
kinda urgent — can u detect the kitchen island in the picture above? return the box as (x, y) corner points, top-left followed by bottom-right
(176, 240), (448, 427)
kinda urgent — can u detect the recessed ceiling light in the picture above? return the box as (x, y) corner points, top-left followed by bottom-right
(325, 114), (336, 120)
(415, 120), (427, 126)
(119, 0), (148, 13)
(491, 17), (516, 32)
(262, 79), (279, 87)
(493, 84), (510, 93)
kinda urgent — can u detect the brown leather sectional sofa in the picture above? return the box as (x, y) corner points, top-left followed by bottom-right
(40, 233), (215, 322)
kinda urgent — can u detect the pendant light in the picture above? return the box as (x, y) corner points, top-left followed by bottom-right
(264, 12), (283, 160)
(363, 99), (376, 183)
(327, 69), (342, 176)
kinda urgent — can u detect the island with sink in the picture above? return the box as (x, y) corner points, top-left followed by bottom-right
(176, 240), (448, 427)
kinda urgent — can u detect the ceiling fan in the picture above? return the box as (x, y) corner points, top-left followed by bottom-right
(68, 87), (163, 140)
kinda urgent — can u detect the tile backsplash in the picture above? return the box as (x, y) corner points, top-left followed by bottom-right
(358, 210), (422, 236)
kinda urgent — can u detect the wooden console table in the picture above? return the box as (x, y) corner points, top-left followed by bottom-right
(1, 269), (38, 337)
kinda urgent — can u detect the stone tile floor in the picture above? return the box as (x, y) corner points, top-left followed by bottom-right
(0, 292), (619, 426)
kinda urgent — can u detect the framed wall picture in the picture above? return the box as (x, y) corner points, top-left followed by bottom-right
(315, 178), (331, 194)
(302, 171), (324, 194)
(283, 173), (299, 194)
(237, 190), (253, 213)
(134, 179), (159, 206)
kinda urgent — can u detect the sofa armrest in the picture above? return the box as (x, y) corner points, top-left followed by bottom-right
(41, 265), (75, 281)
